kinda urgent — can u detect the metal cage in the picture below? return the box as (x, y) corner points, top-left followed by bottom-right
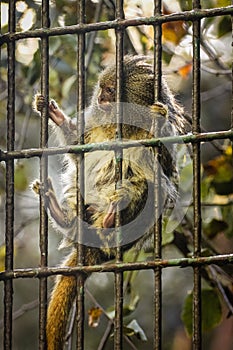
(0, 1), (233, 349)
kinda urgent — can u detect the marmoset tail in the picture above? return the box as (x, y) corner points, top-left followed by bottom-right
(32, 55), (191, 349)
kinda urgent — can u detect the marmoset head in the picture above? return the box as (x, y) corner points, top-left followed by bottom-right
(97, 56), (155, 111)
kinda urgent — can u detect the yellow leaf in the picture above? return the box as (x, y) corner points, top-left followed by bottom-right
(88, 307), (102, 328)
(162, 5), (187, 45)
(178, 62), (192, 79)
(0, 244), (6, 272)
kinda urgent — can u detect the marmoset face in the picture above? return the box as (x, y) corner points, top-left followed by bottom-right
(97, 82), (116, 111)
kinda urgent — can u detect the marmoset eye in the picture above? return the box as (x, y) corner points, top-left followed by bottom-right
(106, 86), (115, 94)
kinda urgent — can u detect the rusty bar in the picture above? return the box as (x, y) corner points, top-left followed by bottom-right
(1, 253), (233, 281)
(38, 0), (50, 348)
(0, 128), (233, 161)
(153, 1), (162, 349)
(0, 3), (232, 349)
(192, 1), (202, 349)
(0, 6), (232, 44)
(76, 1), (86, 349)
(4, 1), (16, 349)
(114, 1), (124, 349)
(231, 1), (233, 190)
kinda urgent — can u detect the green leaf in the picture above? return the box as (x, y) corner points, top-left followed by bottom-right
(216, 0), (231, 7)
(181, 288), (222, 336)
(162, 50), (173, 65)
(178, 0), (192, 11)
(15, 163), (28, 192)
(222, 205), (233, 238)
(218, 16), (231, 37)
(204, 218), (228, 239)
(179, 160), (193, 192)
(125, 319), (148, 342)
(211, 180), (233, 196)
(106, 294), (140, 319)
(162, 217), (175, 246)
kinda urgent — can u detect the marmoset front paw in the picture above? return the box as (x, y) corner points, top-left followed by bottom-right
(150, 102), (169, 135)
(33, 93), (66, 126)
(150, 102), (168, 118)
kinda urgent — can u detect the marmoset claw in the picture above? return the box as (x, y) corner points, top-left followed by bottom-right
(33, 94), (46, 113)
(31, 179), (41, 195)
(150, 101), (168, 118)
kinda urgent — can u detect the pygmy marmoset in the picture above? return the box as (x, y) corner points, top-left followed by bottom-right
(32, 55), (191, 349)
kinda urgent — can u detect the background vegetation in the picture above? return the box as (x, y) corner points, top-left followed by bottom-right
(0, 0), (232, 349)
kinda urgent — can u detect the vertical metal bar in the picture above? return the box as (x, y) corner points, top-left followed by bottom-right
(39, 1), (49, 348)
(231, 6), (233, 212)
(153, 1), (162, 102)
(153, 1), (162, 350)
(114, 1), (124, 349)
(76, 1), (86, 349)
(192, 1), (202, 349)
(4, 1), (15, 349)
(231, 3), (233, 132)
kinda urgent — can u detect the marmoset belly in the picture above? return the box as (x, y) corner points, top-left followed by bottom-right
(32, 55), (190, 349)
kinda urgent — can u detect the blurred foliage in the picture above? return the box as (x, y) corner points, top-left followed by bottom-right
(181, 288), (222, 336)
(0, 0), (232, 349)
(203, 146), (233, 196)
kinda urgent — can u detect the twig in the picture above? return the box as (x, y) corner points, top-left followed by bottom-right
(97, 320), (113, 350)
(64, 301), (77, 349)
(208, 265), (233, 316)
(201, 65), (231, 76)
(86, 286), (139, 349)
(201, 81), (231, 102)
(85, 0), (104, 69)
(0, 299), (39, 328)
(14, 216), (39, 236)
(200, 35), (231, 81)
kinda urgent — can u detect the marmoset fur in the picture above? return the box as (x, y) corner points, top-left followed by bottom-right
(32, 56), (191, 349)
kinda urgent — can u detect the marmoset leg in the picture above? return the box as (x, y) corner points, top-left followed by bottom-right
(94, 173), (149, 229)
(32, 178), (75, 229)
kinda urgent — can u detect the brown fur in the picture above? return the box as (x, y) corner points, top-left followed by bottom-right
(33, 56), (190, 349)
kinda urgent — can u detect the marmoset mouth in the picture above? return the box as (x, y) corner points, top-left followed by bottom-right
(98, 101), (113, 112)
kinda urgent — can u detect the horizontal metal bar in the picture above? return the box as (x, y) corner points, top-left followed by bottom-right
(1, 253), (233, 280)
(0, 6), (232, 44)
(0, 129), (232, 161)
